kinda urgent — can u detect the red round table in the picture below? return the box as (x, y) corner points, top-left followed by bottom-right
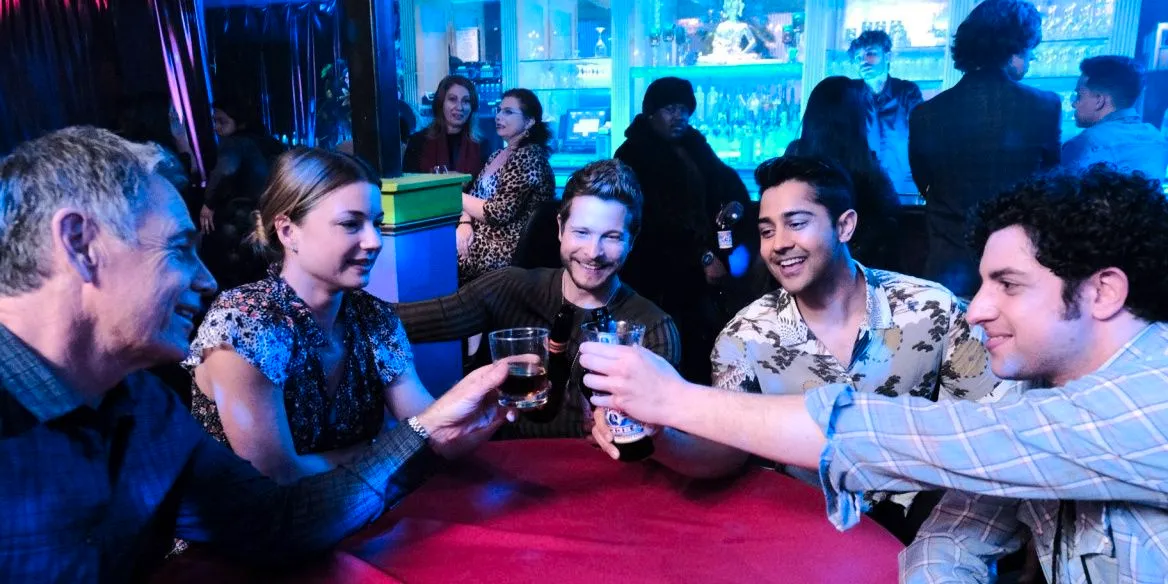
(155, 439), (902, 583)
(346, 439), (902, 583)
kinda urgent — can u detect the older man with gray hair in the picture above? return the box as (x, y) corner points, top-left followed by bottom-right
(0, 127), (512, 582)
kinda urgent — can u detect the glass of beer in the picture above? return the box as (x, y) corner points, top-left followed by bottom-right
(488, 327), (550, 409)
(580, 320), (654, 462)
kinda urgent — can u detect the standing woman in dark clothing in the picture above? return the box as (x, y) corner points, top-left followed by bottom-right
(786, 76), (900, 271)
(402, 75), (491, 180)
(198, 98), (286, 289)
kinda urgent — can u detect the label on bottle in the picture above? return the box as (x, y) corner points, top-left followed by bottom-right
(717, 230), (733, 249)
(604, 407), (648, 443)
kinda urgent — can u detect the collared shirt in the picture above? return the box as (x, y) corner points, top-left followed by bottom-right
(0, 324), (432, 583)
(1062, 108), (1168, 179)
(712, 263), (999, 402)
(804, 322), (1168, 584)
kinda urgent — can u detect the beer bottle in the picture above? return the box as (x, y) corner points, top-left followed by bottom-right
(522, 303), (574, 424)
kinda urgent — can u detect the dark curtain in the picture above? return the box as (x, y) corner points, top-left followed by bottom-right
(150, 0), (217, 186)
(204, 1), (346, 148)
(0, 0), (121, 154)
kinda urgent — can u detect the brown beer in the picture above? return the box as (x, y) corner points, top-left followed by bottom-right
(500, 362), (550, 407)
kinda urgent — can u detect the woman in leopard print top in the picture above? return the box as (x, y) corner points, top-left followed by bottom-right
(458, 88), (554, 285)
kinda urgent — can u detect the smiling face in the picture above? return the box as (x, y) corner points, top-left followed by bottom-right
(443, 83), (473, 133)
(277, 181), (384, 292)
(757, 179), (855, 296)
(95, 175), (217, 362)
(557, 195), (633, 299)
(966, 225), (1091, 384)
(495, 96), (534, 142)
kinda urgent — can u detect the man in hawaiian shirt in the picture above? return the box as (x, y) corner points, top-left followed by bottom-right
(688, 155), (999, 541)
(581, 164), (1168, 583)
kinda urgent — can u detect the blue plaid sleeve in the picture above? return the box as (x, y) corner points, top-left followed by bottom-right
(805, 359), (1168, 531)
(899, 491), (1027, 583)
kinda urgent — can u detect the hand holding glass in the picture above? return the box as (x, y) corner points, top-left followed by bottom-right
(581, 320), (655, 461)
(488, 328), (550, 410)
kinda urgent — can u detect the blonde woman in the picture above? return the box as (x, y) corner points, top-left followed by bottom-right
(183, 148), (435, 483)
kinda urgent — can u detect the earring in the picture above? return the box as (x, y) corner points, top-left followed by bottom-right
(291, 244), (299, 254)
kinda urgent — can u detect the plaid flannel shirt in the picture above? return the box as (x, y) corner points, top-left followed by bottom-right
(804, 323), (1168, 583)
(0, 325), (433, 583)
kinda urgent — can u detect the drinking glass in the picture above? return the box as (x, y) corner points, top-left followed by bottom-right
(488, 328), (550, 409)
(579, 320), (646, 400)
(580, 320), (651, 456)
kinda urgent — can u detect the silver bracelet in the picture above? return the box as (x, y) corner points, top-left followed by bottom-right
(406, 416), (430, 440)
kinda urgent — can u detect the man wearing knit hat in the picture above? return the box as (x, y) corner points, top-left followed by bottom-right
(615, 76), (754, 385)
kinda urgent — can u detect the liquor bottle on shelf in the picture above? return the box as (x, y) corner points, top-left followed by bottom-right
(891, 20), (909, 49)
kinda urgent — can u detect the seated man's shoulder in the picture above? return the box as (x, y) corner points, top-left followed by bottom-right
(513, 266), (554, 283)
(720, 290), (792, 340)
(124, 369), (187, 407)
(1072, 355), (1168, 399)
(0, 387), (36, 436)
(621, 287), (674, 324)
(122, 370), (196, 430)
(478, 266), (545, 289)
(868, 268), (963, 311)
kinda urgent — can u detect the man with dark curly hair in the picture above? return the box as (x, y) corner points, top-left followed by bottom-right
(909, 0), (1062, 299)
(577, 164), (1168, 582)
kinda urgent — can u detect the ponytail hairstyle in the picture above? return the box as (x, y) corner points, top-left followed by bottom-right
(502, 88), (551, 148)
(249, 147), (380, 265)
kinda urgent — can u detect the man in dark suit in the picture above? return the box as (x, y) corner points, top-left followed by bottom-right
(910, 0), (1061, 298)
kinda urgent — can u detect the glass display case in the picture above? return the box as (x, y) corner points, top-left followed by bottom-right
(516, 0), (615, 170)
(400, 0), (1143, 187)
(824, 0), (951, 99)
(1153, 22), (1168, 71)
(626, 0), (808, 174)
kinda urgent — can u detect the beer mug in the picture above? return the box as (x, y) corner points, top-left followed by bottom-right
(488, 327), (550, 410)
